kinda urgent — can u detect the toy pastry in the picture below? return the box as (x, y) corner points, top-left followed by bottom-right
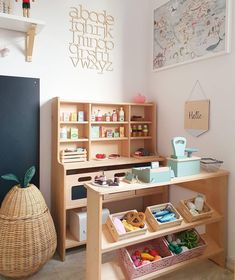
(125, 211), (146, 228)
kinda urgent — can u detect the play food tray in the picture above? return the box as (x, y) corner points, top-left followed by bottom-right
(177, 197), (214, 222)
(106, 210), (147, 242)
(145, 203), (183, 231)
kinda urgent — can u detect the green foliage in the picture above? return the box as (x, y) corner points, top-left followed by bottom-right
(177, 230), (199, 249)
(23, 166), (36, 188)
(1, 166), (36, 189)
(1, 174), (20, 184)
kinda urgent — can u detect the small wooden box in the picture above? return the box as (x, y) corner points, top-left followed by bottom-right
(145, 203), (183, 231)
(106, 210), (147, 242)
(177, 198), (214, 222)
(132, 167), (171, 183)
(60, 149), (87, 163)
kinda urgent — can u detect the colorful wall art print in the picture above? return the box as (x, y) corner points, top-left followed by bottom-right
(153, 0), (231, 71)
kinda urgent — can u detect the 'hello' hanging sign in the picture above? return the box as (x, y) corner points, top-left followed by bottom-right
(184, 81), (210, 137)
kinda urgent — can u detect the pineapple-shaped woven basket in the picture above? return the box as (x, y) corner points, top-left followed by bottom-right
(0, 167), (57, 278)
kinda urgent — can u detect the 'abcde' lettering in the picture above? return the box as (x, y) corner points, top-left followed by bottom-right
(69, 5), (114, 25)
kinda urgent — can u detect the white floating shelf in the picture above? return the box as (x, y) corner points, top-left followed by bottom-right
(0, 12), (45, 33)
(0, 13), (45, 61)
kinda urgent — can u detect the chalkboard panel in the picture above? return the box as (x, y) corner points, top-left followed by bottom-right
(0, 76), (39, 204)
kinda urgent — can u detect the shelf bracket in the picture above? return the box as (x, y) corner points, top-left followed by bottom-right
(25, 24), (36, 62)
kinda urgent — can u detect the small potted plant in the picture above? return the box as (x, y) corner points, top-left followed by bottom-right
(0, 166), (57, 278)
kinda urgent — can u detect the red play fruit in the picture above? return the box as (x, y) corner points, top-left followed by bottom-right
(143, 247), (150, 253)
(149, 249), (158, 257)
(134, 250), (141, 257)
(96, 153), (106, 159)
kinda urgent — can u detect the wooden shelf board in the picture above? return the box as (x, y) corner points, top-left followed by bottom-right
(60, 138), (88, 143)
(59, 99), (154, 106)
(91, 137), (128, 142)
(131, 136), (152, 140)
(101, 234), (223, 280)
(65, 228), (86, 249)
(62, 156), (165, 170)
(102, 211), (222, 253)
(0, 12), (45, 33)
(91, 122), (128, 124)
(86, 169), (229, 195)
(130, 121), (152, 124)
(91, 102), (154, 106)
(66, 202), (87, 210)
(60, 121), (88, 124)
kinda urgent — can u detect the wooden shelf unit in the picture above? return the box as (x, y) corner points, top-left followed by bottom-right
(85, 170), (228, 280)
(51, 97), (165, 261)
(52, 97), (158, 163)
(0, 13), (45, 61)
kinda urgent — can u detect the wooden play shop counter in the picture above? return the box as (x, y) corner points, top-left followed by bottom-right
(85, 169), (228, 280)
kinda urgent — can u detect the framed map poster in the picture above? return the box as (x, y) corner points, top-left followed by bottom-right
(153, 0), (231, 71)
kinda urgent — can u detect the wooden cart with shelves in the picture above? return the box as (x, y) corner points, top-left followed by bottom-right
(85, 170), (228, 280)
(51, 97), (165, 261)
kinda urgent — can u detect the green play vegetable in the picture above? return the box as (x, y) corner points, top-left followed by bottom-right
(1, 166), (36, 189)
(177, 230), (199, 249)
(168, 242), (182, 254)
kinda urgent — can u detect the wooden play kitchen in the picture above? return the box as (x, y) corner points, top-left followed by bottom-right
(51, 98), (164, 261)
(86, 170), (228, 279)
(51, 98), (228, 279)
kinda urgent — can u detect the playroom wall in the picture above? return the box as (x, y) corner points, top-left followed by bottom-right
(0, 0), (149, 205)
(148, 0), (235, 267)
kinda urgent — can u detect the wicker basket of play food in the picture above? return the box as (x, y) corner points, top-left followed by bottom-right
(178, 197), (214, 222)
(165, 229), (207, 265)
(106, 210), (147, 241)
(119, 237), (173, 279)
(145, 203), (183, 231)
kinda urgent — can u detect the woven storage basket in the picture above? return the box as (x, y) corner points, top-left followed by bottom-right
(0, 184), (57, 278)
(167, 229), (207, 265)
(119, 237), (173, 279)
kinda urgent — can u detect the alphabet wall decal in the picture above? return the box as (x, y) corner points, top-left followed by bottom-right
(69, 5), (114, 74)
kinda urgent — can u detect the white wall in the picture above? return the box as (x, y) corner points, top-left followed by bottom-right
(148, 0), (235, 263)
(0, 0), (149, 205)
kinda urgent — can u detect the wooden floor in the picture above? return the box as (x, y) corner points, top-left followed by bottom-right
(0, 248), (233, 280)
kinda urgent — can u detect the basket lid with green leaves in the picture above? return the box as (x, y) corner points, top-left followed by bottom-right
(0, 166), (47, 218)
